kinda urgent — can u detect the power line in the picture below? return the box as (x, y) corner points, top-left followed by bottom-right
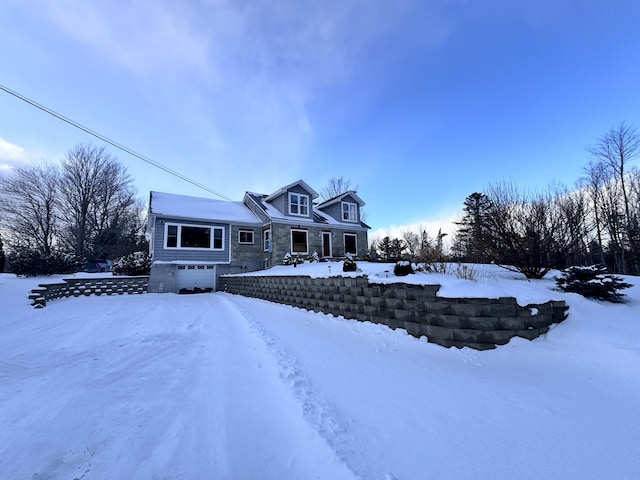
(0, 83), (233, 201)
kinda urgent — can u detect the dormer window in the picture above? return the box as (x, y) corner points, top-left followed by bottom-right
(342, 201), (357, 222)
(289, 192), (309, 216)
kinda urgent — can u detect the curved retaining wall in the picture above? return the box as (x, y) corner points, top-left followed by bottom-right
(221, 275), (569, 350)
(29, 276), (149, 307)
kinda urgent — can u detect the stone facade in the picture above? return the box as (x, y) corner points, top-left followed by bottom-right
(29, 276), (149, 307)
(230, 224), (265, 270)
(221, 275), (569, 350)
(147, 264), (176, 293)
(270, 225), (369, 264)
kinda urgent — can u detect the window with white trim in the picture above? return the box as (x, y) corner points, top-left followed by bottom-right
(238, 229), (254, 244)
(342, 202), (357, 222)
(264, 229), (272, 252)
(289, 192), (309, 216)
(165, 223), (224, 250)
(344, 233), (357, 255)
(291, 229), (308, 253)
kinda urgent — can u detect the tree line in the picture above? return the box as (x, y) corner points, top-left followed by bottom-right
(0, 144), (147, 273)
(369, 228), (448, 264)
(370, 122), (640, 278)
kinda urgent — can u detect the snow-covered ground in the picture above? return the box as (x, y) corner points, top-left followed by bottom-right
(1, 263), (639, 480)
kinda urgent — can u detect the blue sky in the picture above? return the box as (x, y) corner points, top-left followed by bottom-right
(1, 0), (639, 241)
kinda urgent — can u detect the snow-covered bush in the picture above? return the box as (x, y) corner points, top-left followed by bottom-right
(394, 261), (414, 276)
(343, 253), (357, 272)
(309, 251), (319, 263)
(9, 249), (81, 276)
(112, 251), (152, 276)
(283, 252), (304, 266)
(555, 265), (632, 302)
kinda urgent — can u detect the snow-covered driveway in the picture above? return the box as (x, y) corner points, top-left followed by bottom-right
(2, 271), (639, 479)
(1, 292), (358, 479)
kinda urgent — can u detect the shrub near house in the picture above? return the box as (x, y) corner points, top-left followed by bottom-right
(112, 252), (152, 276)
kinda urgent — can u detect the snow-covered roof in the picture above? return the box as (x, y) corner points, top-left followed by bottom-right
(256, 194), (367, 228)
(264, 179), (319, 202)
(317, 190), (365, 208)
(149, 191), (261, 225)
(244, 190), (369, 228)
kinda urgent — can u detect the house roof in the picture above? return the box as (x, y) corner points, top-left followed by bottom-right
(245, 190), (369, 229)
(264, 179), (319, 202)
(149, 191), (261, 224)
(317, 190), (365, 208)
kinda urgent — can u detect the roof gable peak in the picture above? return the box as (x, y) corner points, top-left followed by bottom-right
(318, 190), (365, 208)
(264, 179), (319, 202)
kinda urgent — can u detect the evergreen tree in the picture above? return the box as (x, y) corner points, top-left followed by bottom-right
(376, 236), (393, 261)
(453, 192), (494, 262)
(389, 238), (406, 261)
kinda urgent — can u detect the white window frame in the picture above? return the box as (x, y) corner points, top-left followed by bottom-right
(342, 201), (358, 222)
(291, 229), (309, 254)
(264, 229), (272, 252)
(164, 223), (225, 251)
(289, 192), (309, 217)
(238, 229), (254, 245)
(344, 233), (358, 255)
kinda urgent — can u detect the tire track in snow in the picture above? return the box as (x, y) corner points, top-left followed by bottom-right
(220, 294), (384, 480)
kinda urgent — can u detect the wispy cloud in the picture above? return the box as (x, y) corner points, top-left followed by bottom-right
(34, 1), (454, 128)
(15, 0), (459, 196)
(40, 0), (212, 79)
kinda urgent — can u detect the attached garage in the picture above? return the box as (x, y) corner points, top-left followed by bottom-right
(176, 264), (217, 292)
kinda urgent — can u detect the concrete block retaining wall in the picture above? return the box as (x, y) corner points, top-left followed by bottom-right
(29, 277), (149, 307)
(222, 275), (569, 350)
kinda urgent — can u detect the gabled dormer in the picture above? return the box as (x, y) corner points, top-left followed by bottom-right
(317, 191), (365, 224)
(263, 179), (319, 221)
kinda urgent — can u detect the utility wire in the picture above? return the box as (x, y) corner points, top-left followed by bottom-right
(0, 83), (233, 201)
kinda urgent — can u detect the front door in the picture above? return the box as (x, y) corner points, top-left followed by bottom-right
(322, 232), (332, 257)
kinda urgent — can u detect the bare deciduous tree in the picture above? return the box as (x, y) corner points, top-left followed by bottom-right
(587, 122), (640, 273)
(59, 144), (139, 259)
(580, 160), (609, 265)
(482, 182), (578, 279)
(401, 230), (420, 260)
(0, 163), (59, 255)
(319, 176), (368, 223)
(319, 176), (356, 201)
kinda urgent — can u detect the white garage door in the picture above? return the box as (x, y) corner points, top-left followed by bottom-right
(176, 265), (217, 291)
